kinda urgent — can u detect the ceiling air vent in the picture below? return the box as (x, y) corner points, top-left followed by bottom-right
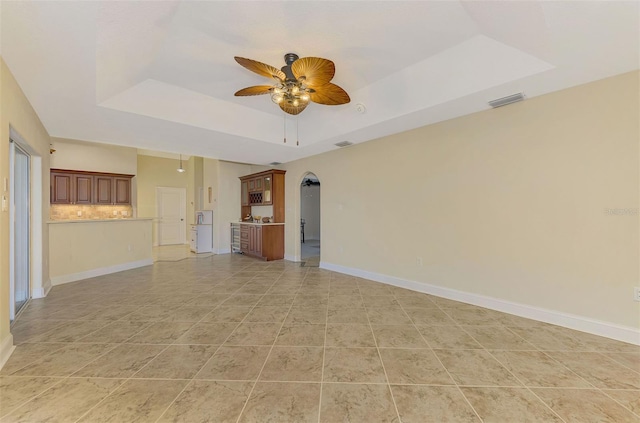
(268, 162), (282, 166)
(488, 93), (526, 108)
(334, 141), (353, 148)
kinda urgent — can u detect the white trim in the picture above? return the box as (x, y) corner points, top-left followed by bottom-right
(320, 261), (640, 346)
(32, 279), (52, 299)
(31, 156), (43, 298)
(0, 334), (15, 371)
(285, 254), (300, 262)
(50, 259), (153, 286)
(216, 248), (231, 255)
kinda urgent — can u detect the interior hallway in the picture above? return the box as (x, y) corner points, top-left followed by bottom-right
(2, 254), (638, 422)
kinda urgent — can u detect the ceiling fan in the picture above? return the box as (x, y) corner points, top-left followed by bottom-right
(234, 53), (350, 115)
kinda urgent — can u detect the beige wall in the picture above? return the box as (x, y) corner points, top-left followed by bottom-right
(215, 161), (252, 252)
(202, 159), (253, 253)
(137, 155), (192, 245)
(49, 220), (152, 283)
(0, 58), (51, 355)
(282, 71), (639, 330)
(50, 138), (137, 175)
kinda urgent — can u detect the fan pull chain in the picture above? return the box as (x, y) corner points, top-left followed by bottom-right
(283, 114), (287, 144)
(296, 117), (299, 146)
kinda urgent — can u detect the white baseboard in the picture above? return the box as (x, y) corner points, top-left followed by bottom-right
(285, 254), (301, 262)
(320, 261), (640, 346)
(32, 279), (52, 299)
(0, 334), (15, 371)
(50, 258), (154, 286)
(216, 248), (231, 255)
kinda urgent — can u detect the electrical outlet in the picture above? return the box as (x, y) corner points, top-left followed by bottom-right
(416, 257), (423, 266)
(113, 210), (118, 215)
(127, 245), (133, 252)
(77, 211), (82, 217)
(634, 287), (640, 302)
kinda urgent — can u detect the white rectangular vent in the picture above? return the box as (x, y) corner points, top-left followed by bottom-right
(488, 93), (526, 108)
(269, 162), (281, 166)
(334, 141), (353, 148)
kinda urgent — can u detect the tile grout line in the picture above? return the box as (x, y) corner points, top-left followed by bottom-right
(73, 265), (270, 423)
(0, 376), (69, 419)
(154, 267), (290, 423)
(359, 282), (403, 423)
(9, 258), (639, 422)
(456, 326), (569, 423)
(316, 275), (334, 423)
(395, 292), (485, 422)
(233, 267), (311, 423)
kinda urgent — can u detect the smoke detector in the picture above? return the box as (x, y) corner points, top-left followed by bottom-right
(355, 103), (366, 114)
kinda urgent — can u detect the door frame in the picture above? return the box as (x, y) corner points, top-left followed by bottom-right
(294, 171), (322, 262)
(8, 127), (45, 321)
(155, 186), (187, 246)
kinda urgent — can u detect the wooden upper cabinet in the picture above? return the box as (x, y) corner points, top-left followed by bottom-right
(263, 176), (272, 205)
(94, 176), (113, 204)
(51, 172), (73, 204)
(241, 181), (249, 206)
(114, 177), (131, 204)
(50, 169), (134, 205)
(73, 174), (93, 204)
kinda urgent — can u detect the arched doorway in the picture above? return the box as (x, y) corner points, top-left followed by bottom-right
(300, 173), (320, 266)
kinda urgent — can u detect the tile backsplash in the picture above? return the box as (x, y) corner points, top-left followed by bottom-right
(50, 204), (133, 220)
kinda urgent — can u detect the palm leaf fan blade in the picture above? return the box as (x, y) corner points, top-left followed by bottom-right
(291, 57), (335, 88)
(234, 57), (286, 81)
(309, 83), (350, 105)
(234, 85), (273, 96)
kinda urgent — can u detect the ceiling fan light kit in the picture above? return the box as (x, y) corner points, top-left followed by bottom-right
(234, 53), (350, 115)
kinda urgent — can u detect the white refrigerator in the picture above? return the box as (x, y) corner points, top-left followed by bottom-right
(190, 210), (213, 253)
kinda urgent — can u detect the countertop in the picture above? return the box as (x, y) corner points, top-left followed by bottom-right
(234, 221), (285, 226)
(48, 218), (153, 224)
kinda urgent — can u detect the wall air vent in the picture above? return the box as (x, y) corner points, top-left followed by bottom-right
(269, 162), (282, 166)
(334, 141), (353, 148)
(488, 93), (526, 108)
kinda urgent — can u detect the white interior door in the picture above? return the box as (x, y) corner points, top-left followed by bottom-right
(11, 142), (30, 320)
(157, 187), (186, 245)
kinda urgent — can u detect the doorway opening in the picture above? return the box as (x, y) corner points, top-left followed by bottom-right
(300, 173), (320, 266)
(9, 141), (31, 321)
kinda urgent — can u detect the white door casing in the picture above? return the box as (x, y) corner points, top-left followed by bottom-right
(157, 187), (186, 245)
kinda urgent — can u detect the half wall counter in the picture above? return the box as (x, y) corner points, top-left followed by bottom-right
(48, 218), (153, 285)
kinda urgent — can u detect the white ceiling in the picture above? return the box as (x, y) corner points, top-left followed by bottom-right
(1, 1), (638, 165)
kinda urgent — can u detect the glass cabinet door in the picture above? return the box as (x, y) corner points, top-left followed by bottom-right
(241, 181), (249, 206)
(263, 176), (272, 204)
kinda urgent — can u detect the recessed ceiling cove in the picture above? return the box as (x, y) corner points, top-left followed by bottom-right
(2, 1), (638, 164)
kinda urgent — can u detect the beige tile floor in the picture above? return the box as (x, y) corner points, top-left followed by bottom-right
(2, 253), (639, 422)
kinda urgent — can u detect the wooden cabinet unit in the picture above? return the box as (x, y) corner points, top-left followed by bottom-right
(51, 172), (73, 204)
(239, 169), (286, 222)
(113, 177), (131, 204)
(50, 169), (134, 205)
(73, 174), (94, 204)
(240, 223), (283, 261)
(95, 176), (113, 204)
